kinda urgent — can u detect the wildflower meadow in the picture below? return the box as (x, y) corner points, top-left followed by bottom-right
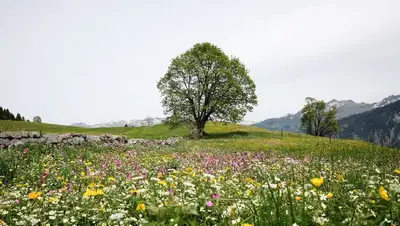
(1, 138), (400, 225)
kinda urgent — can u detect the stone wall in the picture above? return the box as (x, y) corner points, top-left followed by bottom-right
(0, 131), (181, 149)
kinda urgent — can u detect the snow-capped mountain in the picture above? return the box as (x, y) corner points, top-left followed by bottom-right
(239, 120), (259, 126)
(70, 122), (92, 128)
(71, 117), (165, 128)
(254, 94), (400, 132)
(373, 95), (400, 109)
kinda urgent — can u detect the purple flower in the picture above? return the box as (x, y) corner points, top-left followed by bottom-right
(206, 200), (213, 207)
(211, 193), (220, 199)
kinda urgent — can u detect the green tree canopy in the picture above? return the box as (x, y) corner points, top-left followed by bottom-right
(33, 116), (42, 123)
(300, 97), (339, 137)
(157, 42), (258, 138)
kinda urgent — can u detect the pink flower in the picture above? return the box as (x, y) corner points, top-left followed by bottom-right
(15, 200), (20, 204)
(23, 148), (28, 154)
(211, 193), (220, 199)
(114, 159), (122, 166)
(206, 200), (213, 207)
(126, 173), (132, 180)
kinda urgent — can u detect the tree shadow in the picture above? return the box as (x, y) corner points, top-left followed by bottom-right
(203, 131), (252, 139)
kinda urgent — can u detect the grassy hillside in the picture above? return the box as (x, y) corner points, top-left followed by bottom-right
(0, 119), (369, 152)
(0, 120), (273, 139)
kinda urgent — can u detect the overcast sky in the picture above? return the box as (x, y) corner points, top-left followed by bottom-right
(1, 0), (399, 125)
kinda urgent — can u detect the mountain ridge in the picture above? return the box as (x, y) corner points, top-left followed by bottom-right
(254, 94), (400, 132)
(338, 99), (400, 147)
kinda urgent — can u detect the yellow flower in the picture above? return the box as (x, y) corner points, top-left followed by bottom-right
(394, 169), (400, 175)
(0, 219), (7, 226)
(80, 171), (85, 176)
(83, 188), (98, 197)
(157, 172), (163, 178)
(88, 182), (95, 188)
(158, 180), (167, 186)
(186, 167), (193, 172)
(241, 224), (253, 226)
(336, 174), (345, 182)
(48, 197), (59, 203)
(130, 189), (138, 195)
(327, 192), (334, 199)
(246, 190), (252, 196)
(136, 203), (145, 211)
(310, 177), (324, 187)
(28, 191), (42, 200)
(96, 189), (104, 195)
(246, 178), (254, 183)
(107, 177), (116, 181)
(295, 196), (302, 201)
(379, 186), (390, 201)
(170, 183), (176, 189)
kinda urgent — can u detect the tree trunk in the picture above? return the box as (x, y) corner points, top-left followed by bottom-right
(190, 121), (206, 139)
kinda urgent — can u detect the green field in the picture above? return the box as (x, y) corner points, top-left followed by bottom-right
(1, 120), (400, 225)
(0, 120), (270, 140)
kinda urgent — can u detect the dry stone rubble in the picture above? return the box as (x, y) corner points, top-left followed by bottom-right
(0, 131), (181, 148)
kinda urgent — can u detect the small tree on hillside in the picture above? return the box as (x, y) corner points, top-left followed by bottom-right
(300, 97), (339, 137)
(33, 116), (42, 123)
(16, 113), (22, 121)
(157, 42), (258, 138)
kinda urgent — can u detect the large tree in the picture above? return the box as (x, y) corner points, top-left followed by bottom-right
(157, 42), (257, 138)
(300, 97), (339, 137)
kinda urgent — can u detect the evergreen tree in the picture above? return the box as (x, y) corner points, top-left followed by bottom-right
(9, 111), (15, 120)
(4, 109), (11, 120)
(0, 106), (26, 121)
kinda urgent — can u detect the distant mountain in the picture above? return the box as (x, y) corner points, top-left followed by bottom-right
(72, 118), (256, 128)
(338, 100), (400, 147)
(71, 117), (165, 128)
(372, 95), (400, 109)
(71, 122), (91, 128)
(239, 120), (260, 126)
(254, 95), (400, 132)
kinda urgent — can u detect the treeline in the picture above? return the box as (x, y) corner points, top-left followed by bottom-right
(0, 107), (26, 121)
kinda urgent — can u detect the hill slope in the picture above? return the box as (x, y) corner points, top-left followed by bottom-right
(338, 100), (400, 147)
(0, 120), (269, 140)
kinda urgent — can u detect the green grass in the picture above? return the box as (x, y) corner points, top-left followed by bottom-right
(0, 119), (285, 139)
(0, 120), (370, 152)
